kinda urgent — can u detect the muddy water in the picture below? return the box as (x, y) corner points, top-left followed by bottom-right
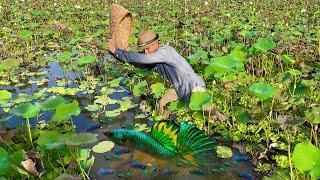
(87, 111), (254, 180)
(1, 61), (255, 179)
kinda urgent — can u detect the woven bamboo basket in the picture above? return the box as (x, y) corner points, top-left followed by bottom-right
(109, 4), (133, 50)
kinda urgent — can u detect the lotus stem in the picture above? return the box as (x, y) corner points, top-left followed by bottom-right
(70, 148), (89, 180)
(286, 132), (294, 180)
(26, 118), (34, 148)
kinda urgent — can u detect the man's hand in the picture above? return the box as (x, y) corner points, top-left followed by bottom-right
(108, 38), (116, 54)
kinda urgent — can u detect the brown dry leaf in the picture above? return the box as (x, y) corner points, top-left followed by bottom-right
(21, 151), (46, 177)
(0, 130), (14, 145)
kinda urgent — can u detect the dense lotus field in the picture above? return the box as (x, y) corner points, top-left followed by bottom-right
(0, 0), (319, 179)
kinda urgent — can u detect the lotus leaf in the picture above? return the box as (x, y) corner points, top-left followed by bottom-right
(249, 83), (276, 100)
(150, 82), (166, 98)
(10, 102), (41, 119)
(0, 90), (12, 100)
(0, 147), (10, 176)
(42, 96), (68, 111)
(189, 91), (212, 111)
(54, 101), (81, 121)
(92, 141), (115, 153)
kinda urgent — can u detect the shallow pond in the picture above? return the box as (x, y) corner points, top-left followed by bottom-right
(0, 62), (256, 179)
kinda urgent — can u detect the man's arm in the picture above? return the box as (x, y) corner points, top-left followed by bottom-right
(108, 38), (166, 65)
(113, 48), (166, 64)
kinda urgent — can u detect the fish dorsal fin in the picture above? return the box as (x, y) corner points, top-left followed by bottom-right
(150, 121), (179, 152)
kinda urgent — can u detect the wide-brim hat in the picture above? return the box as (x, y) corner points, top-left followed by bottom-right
(109, 4), (133, 50)
(138, 30), (159, 51)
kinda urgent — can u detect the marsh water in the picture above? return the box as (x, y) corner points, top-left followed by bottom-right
(0, 61), (255, 179)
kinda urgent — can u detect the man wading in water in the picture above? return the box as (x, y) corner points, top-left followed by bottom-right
(108, 30), (227, 121)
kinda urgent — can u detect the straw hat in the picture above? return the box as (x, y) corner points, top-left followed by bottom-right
(138, 30), (159, 51)
(109, 4), (133, 50)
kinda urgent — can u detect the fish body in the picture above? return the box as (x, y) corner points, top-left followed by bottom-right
(107, 121), (217, 167)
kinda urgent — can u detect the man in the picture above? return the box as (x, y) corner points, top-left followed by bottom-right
(108, 30), (207, 115)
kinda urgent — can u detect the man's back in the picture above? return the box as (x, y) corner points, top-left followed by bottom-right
(113, 44), (205, 101)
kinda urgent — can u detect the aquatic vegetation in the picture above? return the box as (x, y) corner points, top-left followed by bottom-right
(0, 0), (319, 179)
(91, 141), (115, 154)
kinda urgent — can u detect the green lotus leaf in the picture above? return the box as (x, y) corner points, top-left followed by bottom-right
(42, 96), (68, 111)
(61, 133), (98, 146)
(9, 150), (25, 166)
(133, 123), (149, 132)
(92, 141), (115, 153)
(305, 107), (320, 124)
(133, 80), (147, 97)
(292, 141), (320, 179)
(216, 145), (233, 158)
(189, 91), (212, 111)
(105, 110), (121, 118)
(37, 131), (63, 149)
(77, 55), (96, 66)
(54, 100), (81, 121)
(150, 82), (166, 99)
(204, 54), (244, 78)
(107, 77), (123, 87)
(280, 55), (295, 64)
(0, 147), (10, 176)
(10, 102), (41, 119)
(47, 87), (79, 95)
(249, 83), (276, 100)
(19, 30), (33, 39)
(168, 101), (185, 111)
(187, 50), (208, 65)
(0, 90), (12, 100)
(56, 51), (73, 62)
(252, 38), (276, 53)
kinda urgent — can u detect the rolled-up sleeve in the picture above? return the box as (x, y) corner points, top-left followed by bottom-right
(113, 48), (166, 65)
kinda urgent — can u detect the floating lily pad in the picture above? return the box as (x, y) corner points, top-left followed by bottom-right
(61, 133), (98, 146)
(216, 146), (233, 158)
(134, 123), (149, 132)
(47, 87), (79, 95)
(54, 101), (81, 121)
(135, 114), (147, 119)
(10, 102), (41, 119)
(0, 90), (12, 100)
(92, 141), (115, 153)
(105, 110), (121, 118)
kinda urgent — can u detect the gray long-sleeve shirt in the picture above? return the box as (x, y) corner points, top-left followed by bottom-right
(113, 44), (206, 102)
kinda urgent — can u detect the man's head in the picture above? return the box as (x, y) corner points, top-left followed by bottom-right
(138, 30), (159, 54)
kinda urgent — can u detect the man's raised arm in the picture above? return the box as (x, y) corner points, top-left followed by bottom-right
(108, 38), (166, 65)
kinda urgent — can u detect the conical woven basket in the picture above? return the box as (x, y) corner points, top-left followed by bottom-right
(110, 4), (133, 50)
